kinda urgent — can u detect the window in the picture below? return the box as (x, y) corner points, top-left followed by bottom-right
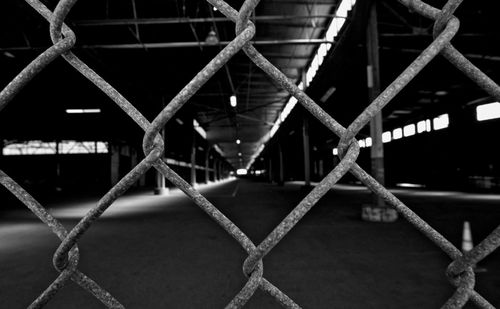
(382, 131), (391, 143)
(365, 137), (372, 147)
(3, 141), (108, 155)
(58, 141), (108, 154)
(3, 141), (56, 155)
(417, 119), (432, 133)
(393, 128), (403, 139)
(236, 169), (248, 175)
(433, 114), (449, 130)
(359, 140), (366, 148)
(476, 102), (500, 121)
(332, 148), (338, 156)
(403, 124), (416, 137)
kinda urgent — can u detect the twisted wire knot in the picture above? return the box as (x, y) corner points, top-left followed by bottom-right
(432, 0), (463, 39)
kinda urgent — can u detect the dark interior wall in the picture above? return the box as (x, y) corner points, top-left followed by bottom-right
(261, 99), (500, 192)
(0, 153), (110, 210)
(0, 128), (228, 201)
(0, 154), (110, 192)
(382, 108), (500, 190)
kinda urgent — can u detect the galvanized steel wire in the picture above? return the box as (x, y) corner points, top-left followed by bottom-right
(0, 0), (499, 307)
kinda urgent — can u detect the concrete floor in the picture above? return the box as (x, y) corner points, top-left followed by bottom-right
(1, 179), (499, 308)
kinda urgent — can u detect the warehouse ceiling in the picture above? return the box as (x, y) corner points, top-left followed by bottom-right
(1, 0), (500, 169)
(0, 0), (343, 169)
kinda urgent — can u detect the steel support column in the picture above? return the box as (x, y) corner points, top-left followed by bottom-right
(190, 123), (197, 186)
(213, 158), (218, 182)
(302, 71), (311, 187)
(268, 157), (273, 183)
(364, 2), (397, 222)
(55, 140), (61, 192)
(110, 143), (120, 186)
(302, 118), (311, 187)
(205, 147), (210, 184)
(278, 144), (284, 186)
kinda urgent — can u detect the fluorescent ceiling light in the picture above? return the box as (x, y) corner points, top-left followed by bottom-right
(214, 144), (224, 155)
(193, 119), (207, 139)
(3, 51), (15, 58)
(320, 86), (336, 103)
(66, 109), (101, 114)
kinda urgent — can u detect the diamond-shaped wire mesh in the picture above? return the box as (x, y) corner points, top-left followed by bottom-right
(1, 0), (500, 308)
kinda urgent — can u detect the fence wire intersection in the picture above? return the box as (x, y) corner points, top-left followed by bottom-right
(0, 0), (500, 308)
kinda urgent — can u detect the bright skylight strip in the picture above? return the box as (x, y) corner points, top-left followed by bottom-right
(247, 0), (356, 169)
(193, 119), (207, 139)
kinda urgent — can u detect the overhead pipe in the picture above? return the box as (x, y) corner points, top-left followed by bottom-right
(74, 14), (344, 26)
(1, 39), (333, 52)
(80, 39), (333, 49)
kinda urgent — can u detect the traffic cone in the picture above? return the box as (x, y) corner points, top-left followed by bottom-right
(462, 221), (473, 253)
(461, 221), (487, 273)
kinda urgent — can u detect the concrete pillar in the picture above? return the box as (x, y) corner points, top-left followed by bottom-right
(55, 140), (62, 191)
(213, 158), (218, 182)
(268, 157), (273, 183)
(131, 147), (147, 188)
(302, 118), (311, 187)
(205, 148), (210, 184)
(302, 70), (312, 187)
(278, 144), (284, 185)
(130, 147), (138, 186)
(110, 144), (120, 186)
(154, 169), (167, 195)
(190, 124), (197, 186)
(364, 2), (397, 222)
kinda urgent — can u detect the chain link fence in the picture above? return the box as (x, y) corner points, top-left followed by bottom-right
(1, 0), (500, 307)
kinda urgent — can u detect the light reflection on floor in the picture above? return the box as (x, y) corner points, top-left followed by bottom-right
(0, 178), (239, 253)
(0, 223), (52, 252)
(49, 177), (238, 219)
(289, 180), (500, 202)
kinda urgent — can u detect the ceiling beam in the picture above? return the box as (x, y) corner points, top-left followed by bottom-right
(269, 0), (339, 4)
(380, 46), (500, 62)
(73, 14), (342, 26)
(1, 39), (332, 51)
(81, 39), (333, 49)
